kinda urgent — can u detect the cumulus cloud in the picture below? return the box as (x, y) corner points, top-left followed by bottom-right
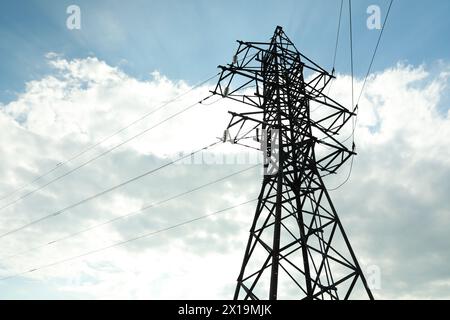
(0, 54), (448, 299)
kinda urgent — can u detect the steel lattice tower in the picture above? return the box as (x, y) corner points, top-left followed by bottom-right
(211, 26), (373, 300)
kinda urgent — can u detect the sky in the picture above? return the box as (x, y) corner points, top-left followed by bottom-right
(0, 0), (449, 299)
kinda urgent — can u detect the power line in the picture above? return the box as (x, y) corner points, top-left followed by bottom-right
(314, 0), (344, 111)
(327, 155), (355, 191)
(344, 0), (394, 144)
(0, 198), (257, 282)
(349, 0), (354, 110)
(332, 0), (344, 74)
(0, 140), (221, 240)
(349, 0), (394, 142)
(0, 94), (219, 213)
(327, 0), (356, 193)
(330, 0), (394, 148)
(329, 0), (394, 191)
(2, 164), (259, 261)
(356, 0), (394, 105)
(0, 73), (220, 203)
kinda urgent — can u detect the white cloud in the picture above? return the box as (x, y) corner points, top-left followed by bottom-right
(0, 55), (449, 299)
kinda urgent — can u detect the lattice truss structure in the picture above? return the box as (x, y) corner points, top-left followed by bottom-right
(211, 26), (373, 300)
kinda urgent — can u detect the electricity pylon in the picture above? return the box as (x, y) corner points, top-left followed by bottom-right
(211, 26), (373, 300)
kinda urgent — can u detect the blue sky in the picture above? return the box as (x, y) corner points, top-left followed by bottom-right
(1, 0), (449, 103)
